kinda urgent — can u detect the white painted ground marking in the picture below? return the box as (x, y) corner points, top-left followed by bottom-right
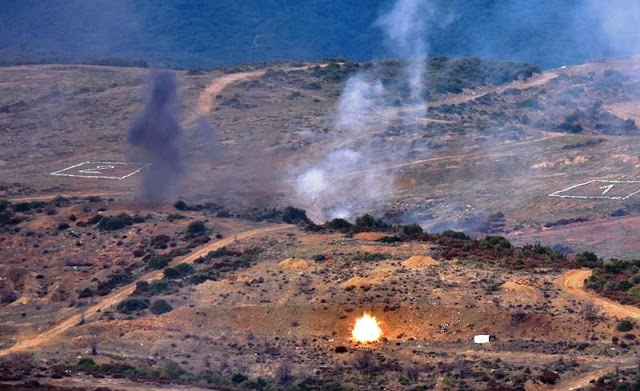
(599, 184), (615, 195)
(50, 161), (150, 180)
(550, 179), (640, 200)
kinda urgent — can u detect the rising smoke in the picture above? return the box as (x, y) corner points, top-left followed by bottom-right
(128, 70), (183, 201)
(293, 0), (443, 222)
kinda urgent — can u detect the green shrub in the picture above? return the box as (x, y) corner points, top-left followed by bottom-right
(135, 281), (149, 293)
(378, 235), (403, 243)
(78, 287), (95, 298)
(442, 230), (470, 240)
(174, 200), (189, 211)
(77, 358), (96, 370)
(167, 213), (186, 221)
(147, 256), (169, 270)
(604, 259), (633, 274)
(480, 236), (512, 249)
(618, 280), (633, 291)
(326, 218), (352, 232)
(281, 206), (310, 224)
(150, 299), (173, 315)
(116, 297), (150, 313)
(231, 373), (248, 384)
(96, 272), (133, 296)
(576, 251), (601, 268)
(97, 213), (134, 231)
(14, 201), (47, 212)
(617, 320), (633, 332)
(403, 224), (423, 235)
(163, 263), (193, 279)
(186, 221), (206, 235)
(355, 214), (375, 228)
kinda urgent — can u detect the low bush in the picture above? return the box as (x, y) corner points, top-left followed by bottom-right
(116, 297), (150, 313)
(186, 221), (206, 235)
(617, 320), (634, 332)
(147, 255), (170, 270)
(150, 299), (173, 315)
(96, 213), (137, 231)
(164, 263), (194, 279)
(281, 206), (310, 224)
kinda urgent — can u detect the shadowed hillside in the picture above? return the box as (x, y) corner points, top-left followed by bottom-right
(1, 0), (638, 69)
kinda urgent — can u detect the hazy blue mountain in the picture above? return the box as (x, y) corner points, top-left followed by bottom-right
(0, 0), (636, 69)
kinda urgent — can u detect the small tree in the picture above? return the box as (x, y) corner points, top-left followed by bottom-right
(326, 218), (352, 232)
(281, 206), (310, 224)
(403, 224), (423, 236)
(187, 221), (206, 235)
(355, 214), (375, 229)
(617, 319), (634, 332)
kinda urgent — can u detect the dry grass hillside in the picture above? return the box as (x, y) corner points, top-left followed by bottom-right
(1, 56), (640, 390)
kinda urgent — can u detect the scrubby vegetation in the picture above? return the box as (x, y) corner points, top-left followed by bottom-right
(67, 358), (350, 391)
(186, 220), (207, 236)
(116, 297), (150, 313)
(150, 299), (173, 315)
(310, 213), (573, 270)
(89, 213), (145, 231)
(585, 259), (640, 305)
(242, 206), (310, 225)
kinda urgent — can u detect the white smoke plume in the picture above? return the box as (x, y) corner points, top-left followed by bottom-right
(585, 0), (640, 56)
(293, 0), (440, 222)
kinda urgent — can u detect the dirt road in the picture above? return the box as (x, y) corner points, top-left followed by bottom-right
(188, 63), (322, 124)
(434, 71), (559, 107)
(194, 70), (267, 119)
(0, 224), (293, 356)
(550, 365), (635, 391)
(561, 269), (640, 320)
(527, 269), (640, 390)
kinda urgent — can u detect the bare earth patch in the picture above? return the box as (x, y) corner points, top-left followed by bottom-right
(403, 255), (439, 269)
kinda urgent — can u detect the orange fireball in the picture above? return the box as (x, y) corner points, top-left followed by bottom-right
(352, 313), (382, 343)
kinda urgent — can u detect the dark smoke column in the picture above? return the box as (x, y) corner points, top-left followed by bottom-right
(128, 70), (183, 201)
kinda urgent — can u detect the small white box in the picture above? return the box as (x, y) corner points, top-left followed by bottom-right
(474, 335), (491, 344)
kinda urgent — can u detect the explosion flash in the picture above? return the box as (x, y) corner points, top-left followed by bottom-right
(352, 313), (382, 343)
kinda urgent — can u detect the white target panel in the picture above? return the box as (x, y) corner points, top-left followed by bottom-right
(550, 179), (640, 200)
(50, 161), (150, 180)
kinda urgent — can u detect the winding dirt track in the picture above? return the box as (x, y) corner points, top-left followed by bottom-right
(187, 64), (319, 125)
(0, 224), (293, 356)
(561, 269), (640, 320)
(546, 270), (640, 390)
